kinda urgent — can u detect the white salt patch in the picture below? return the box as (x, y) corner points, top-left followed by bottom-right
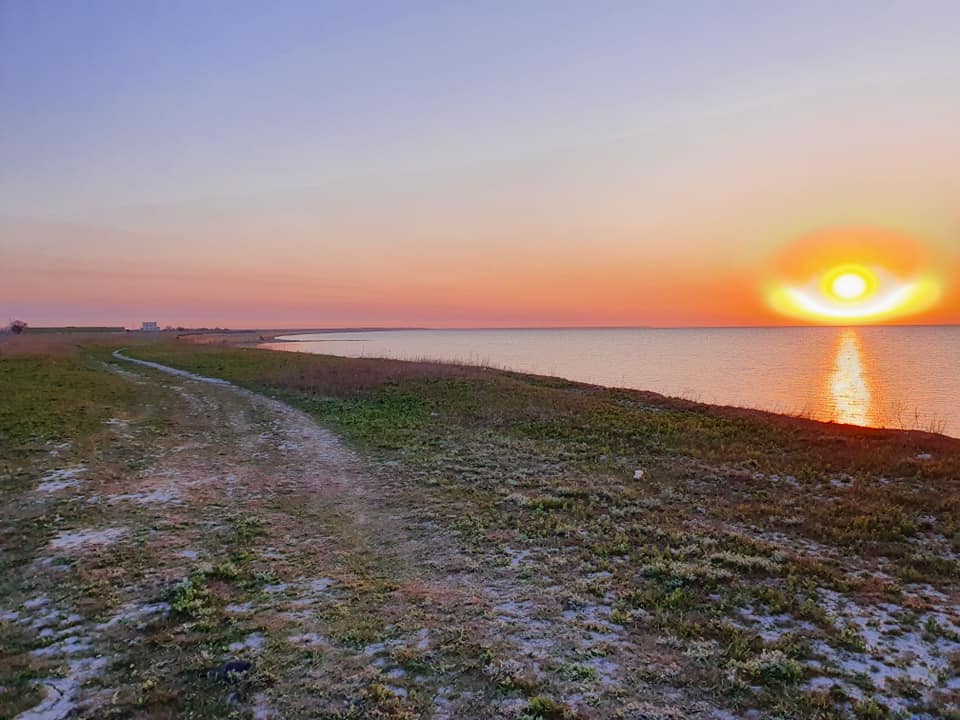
(807, 676), (841, 692)
(363, 637), (408, 656)
(586, 571), (613, 582)
(31, 635), (93, 657)
(180, 549), (200, 560)
(288, 632), (328, 649)
(39, 466), (85, 482)
(308, 577), (335, 592)
(412, 628), (430, 650)
(50, 527), (126, 551)
(37, 479), (81, 493)
(735, 606), (816, 643)
(493, 599), (535, 620)
(229, 632), (266, 653)
(562, 603), (623, 634)
(17, 656), (108, 720)
(26, 608), (63, 630)
(503, 546), (531, 569)
(97, 602), (169, 629)
(107, 487), (181, 505)
(586, 655), (621, 684)
(903, 583), (949, 602)
(711, 711), (741, 720)
(252, 693), (273, 720)
(37, 466), (86, 493)
(812, 587), (960, 707)
(225, 602), (253, 614)
(515, 635), (556, 658)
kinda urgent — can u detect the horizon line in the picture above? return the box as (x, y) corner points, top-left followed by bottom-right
(25, 322), (959, 333)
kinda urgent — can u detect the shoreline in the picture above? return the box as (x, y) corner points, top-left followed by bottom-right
(250, 336), (959, 443)
(3, 329), (957, 441)
(3, 334), (960, 717)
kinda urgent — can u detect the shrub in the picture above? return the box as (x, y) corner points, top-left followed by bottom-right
(730, 649), (804, 684)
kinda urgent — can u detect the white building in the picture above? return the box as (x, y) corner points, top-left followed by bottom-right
(141, 321), (159, 332)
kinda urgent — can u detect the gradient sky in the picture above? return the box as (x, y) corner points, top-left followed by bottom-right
(2, 1), (959, 328)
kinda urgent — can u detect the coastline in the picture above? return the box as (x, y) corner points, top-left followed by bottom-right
(3, 334), (960, 718)
(249, 332), (959, 442)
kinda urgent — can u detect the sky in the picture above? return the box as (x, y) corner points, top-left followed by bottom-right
(2, 0), (959, 328)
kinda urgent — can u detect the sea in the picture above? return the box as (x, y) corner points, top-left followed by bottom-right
(261, 326), (960, 437)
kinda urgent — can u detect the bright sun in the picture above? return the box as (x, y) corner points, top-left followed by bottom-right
(830, 271), (868, 301)
(765, 228), (943, 324)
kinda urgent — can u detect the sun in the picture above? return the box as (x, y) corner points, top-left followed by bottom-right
(820, 264), (877, 305)
(765, 228), (943, 324)
(830, 270), (868, 301)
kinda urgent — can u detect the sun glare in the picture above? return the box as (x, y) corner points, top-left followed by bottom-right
(765, 229), (943, 324)
(830, 271), (868, 301)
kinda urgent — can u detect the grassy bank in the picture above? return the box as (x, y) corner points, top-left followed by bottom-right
(3, 336), (959, 719)
(118, 342), (960, 558)
(116, 342), (960, 717)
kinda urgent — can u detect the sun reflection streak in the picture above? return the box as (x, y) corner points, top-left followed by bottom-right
(829, 329), (871, 426)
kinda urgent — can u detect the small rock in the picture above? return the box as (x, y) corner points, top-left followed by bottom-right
(633, 469), (645, 480)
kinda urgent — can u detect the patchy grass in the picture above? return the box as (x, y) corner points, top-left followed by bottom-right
(113, 341), (960, 717)
(0, 348), (168, 717)
(4, 335), (960, 718)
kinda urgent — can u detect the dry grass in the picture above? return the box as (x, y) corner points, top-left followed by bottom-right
(0, 331), (169, 357)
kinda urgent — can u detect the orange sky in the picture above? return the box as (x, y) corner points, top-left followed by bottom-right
(2, 4), (959, 328)
(4, 216), (958, 328)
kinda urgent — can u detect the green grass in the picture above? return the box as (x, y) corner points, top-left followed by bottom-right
(0, 354), (141, 467)
(106, 341), (960, 717)
(5, 338), (960, 718)
(112, 343), (960, 564)
(0, 350), (163, 718)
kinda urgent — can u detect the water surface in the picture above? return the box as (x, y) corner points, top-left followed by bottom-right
(261, 326), (960, 437)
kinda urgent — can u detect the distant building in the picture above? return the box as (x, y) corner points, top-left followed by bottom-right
(141, 321), (159, 332)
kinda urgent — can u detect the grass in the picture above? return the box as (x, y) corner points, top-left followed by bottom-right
(4, 334), (960, 718)
(0, 347), (163, 717)
(0, 353), (141, 464)
(116, 342), (960, 566)
(113, 340), (960, 717)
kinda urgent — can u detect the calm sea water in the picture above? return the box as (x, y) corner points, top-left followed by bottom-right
(262, 327), (960, 437)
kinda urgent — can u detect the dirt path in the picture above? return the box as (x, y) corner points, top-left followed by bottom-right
(7, 354), (722, 719)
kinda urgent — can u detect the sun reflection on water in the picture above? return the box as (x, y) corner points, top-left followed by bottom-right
(829, 329), (872, 426)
